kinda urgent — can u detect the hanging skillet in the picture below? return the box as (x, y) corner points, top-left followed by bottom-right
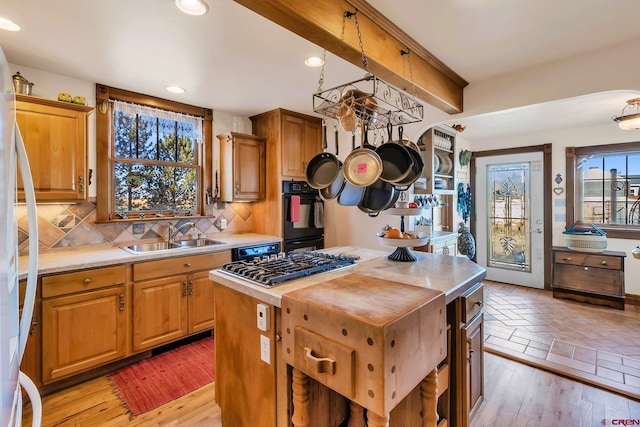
(357, 178), (397, 217)
(376, 123), (414, 184)
(342, 121), (382, 187)
(393, 125), (425, 191)
(338, 133), (366, 206)
(305, 122), (341, 189)
(320, 125), (346, 200)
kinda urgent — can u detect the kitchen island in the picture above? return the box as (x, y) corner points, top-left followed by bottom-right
(210, 247), (486, 427)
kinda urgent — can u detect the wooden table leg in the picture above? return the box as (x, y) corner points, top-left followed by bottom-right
(347, 401), (366, 427)
(421, 368), (438, 427)
(367, 410), (389, 427)
(291, 368), (310, 427)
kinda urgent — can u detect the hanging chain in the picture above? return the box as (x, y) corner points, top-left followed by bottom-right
(401, 48), (418, 98)
(346, 9), (370, 76)
(316, 49), (328, 92)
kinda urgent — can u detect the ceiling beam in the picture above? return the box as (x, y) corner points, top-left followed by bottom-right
(233, 0), (468, 114)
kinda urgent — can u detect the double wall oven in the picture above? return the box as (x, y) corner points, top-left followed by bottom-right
(282, 181), (324, 253)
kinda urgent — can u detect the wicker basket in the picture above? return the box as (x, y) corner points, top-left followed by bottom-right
(563, 223), (607, 253)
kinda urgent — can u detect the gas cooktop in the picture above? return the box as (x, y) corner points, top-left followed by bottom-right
(218, 250), (357, 287)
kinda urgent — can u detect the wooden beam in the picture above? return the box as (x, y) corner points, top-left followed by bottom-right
(233, 0), (467, 114)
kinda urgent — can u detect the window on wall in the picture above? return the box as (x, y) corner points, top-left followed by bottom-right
(567, 142), (640, 239)
(95, 85), (213, 222)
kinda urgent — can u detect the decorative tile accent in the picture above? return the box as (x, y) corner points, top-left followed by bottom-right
(18, 201), (254, 253)
(131, 223), (145, 235)
(53, 222), (109, 247)
(68, 201), (96, 219)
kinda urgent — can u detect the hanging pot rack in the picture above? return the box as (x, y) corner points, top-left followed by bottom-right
(312, 9), (424, 130)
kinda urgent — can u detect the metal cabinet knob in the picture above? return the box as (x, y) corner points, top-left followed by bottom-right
(601, 261), (608, 266)
(83, 278), (92, 285)
(584, 267), (589, 271)
(563, 257), (572, 261)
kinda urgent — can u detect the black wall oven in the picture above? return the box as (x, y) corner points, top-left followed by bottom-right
(282, 181), (324, 253)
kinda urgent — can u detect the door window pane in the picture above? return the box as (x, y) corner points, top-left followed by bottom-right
(487, 162), (531, 272)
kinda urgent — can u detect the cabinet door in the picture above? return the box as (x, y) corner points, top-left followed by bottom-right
(303, 118), (322, 170)
(133, 276), (188, 351)
(281, 114), (307, 178)
(19, 280), (41, 387)
(187, 271), (215, 333)
(16, 97), (91, 201)
(234, 136), (266, 200)
(42, 286), (127, 382)
(463, 313), (484, 423)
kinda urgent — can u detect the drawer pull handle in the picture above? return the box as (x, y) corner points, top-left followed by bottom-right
(304, 347), (336, 375)
(563, 257), (572, 261)
(474, 301), (483, 307)
(584, 267), (589, 271)
(601, 261), (608, 266)
(83, 278), (92, 285)
(184, 263), (192, 267)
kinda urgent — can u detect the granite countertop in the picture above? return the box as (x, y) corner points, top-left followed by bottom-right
(210, 246), (486, 307)
(18, 233), (281, 279)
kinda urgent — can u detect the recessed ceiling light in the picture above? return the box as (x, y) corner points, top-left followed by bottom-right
(174, 0), (209, 16)
(166, 86), (185, 94)
(304, 56), (325, 67)
(0, 17), (20, 32)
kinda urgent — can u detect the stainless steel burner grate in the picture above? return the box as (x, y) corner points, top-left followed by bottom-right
(218, 251), (357, 287)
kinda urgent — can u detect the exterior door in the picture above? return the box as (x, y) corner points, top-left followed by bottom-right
(476, 152), (544, 288)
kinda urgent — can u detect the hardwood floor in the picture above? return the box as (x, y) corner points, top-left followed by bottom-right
(23, 353), (639, 426)
(22, 281), (640, 426)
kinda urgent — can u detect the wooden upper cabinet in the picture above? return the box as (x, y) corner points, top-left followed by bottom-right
(281, 112), (322, 178)
(217, 132), (266, 201)
(15, 94), (93, 202)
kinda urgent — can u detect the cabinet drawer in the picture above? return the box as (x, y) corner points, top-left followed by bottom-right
(42, 265), (126, 298)
(293, 326), (355, 398)
(554, 251), (622, 270)
(462, 282), (483, 323)
(133, 251), (231, 281)
(553, 264), (623, 297)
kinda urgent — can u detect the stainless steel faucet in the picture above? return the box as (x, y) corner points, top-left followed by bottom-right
(168, 221), (196, 243)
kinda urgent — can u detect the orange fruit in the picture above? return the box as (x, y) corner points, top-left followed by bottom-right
(385, 228), (402, 238)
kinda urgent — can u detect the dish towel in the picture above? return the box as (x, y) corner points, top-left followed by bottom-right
(290, 195), (300, 223)
(313, 200), (324, 228)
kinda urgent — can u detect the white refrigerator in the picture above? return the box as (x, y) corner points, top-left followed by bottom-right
(0, 46), (42, 426)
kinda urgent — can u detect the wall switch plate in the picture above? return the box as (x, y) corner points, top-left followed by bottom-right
(257, 303), (270, 331)
(260, 335), (271, 364)
(220, 218), (227, 229)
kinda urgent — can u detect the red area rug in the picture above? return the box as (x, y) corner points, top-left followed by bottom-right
(109, 336), (215, 416)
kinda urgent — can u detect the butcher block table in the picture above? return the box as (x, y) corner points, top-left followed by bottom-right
(282, 273), (446, 426)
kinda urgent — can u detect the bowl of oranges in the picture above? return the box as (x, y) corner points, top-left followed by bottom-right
(376, 228), (430, 248)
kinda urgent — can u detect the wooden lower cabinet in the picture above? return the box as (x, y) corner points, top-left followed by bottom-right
(37, 250), (229, 388)
(132, 276), (188, 351)
(463, 312), (483, 421)
(213, 284), (285, 427)
(551, 247), (626, 309)
(19, 279), (41, 388)
(132, 252), (229, 351)
(42, 285), (127, 382)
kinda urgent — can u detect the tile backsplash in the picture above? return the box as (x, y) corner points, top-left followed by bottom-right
(16, 201), (253, 254)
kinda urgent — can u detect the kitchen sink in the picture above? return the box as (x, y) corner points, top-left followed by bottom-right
(122, 238), (226, 254)
(175, 238), (226, 247)
(122, 242), (184, 253)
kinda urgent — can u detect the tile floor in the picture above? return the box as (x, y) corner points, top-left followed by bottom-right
(483, 280), (640, 399)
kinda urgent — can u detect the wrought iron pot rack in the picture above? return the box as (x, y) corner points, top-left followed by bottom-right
(312, 9), (424, 130)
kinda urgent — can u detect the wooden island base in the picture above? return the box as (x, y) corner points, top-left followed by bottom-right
(290, 368), (440, 427)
